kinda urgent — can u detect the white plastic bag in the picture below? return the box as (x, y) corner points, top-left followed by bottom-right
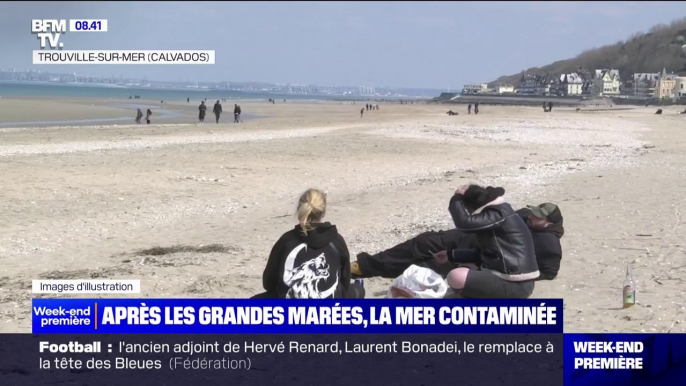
(386, 265), (448, 299)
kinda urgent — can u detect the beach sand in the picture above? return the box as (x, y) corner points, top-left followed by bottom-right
(0, 99), (684, 333)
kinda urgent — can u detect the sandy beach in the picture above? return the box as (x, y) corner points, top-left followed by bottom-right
(0, 99), (684, 333)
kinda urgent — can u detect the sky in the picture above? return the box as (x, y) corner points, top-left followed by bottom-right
(1, 1), (686, 89)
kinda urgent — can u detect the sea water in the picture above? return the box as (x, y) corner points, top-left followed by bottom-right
(0, 81), (356, 102)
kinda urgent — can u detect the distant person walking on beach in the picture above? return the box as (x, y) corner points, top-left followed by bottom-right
(474, 102), (480, 115)
(360, 108), (364, 118)
(234, 104), (242, 123)
(135, 108), (143, 124)
(542, 102), (547, 112)
(548, 101), (553, 112)
(187, 97), (190, 103)
(468, 104), (472, 114)
(198, 101), (207, 123)
(146, 109), (152, 124)
(213, 100), (223, 123)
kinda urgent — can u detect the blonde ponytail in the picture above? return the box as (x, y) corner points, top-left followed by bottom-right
(297, 189), (326, 235)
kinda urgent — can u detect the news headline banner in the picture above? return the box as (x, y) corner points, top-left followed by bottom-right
(32, 299), (563, 334)
(0, 333), (564, 385)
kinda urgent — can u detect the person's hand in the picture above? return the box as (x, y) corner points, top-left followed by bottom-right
(433, 250), (449, 265)
(455, 185), (469, 196)
(390, 287), (415, 298)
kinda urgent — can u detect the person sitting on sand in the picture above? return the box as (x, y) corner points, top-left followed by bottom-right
(656, 109), (663, 115)
(434, 184), (539, 298)
(352, 203), (563, 281)
(198, 101), (207, 123)
(253, 189), (365, 299)
(446, 110), (458, 116)
(135, 108), (143, 124)
(515, 203), (564, 280)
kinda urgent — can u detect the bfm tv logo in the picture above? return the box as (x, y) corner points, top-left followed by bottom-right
(32, 19), (66, 49)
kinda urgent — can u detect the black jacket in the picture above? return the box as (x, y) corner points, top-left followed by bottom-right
(516, 209), (563, 280)
(448, 195), (539, 281)
(234, 106), (241, 114)
(263, 222), (352, 298)
(213, 103), (222, 115)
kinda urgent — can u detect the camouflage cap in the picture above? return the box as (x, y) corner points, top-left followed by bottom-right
(527, 203), (562, 223)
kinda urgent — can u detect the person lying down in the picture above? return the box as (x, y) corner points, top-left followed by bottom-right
(353, 186), (564, 297)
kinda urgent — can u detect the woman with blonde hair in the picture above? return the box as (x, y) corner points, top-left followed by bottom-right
(255, 189), (364, 299)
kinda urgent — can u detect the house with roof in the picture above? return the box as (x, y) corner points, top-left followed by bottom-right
(654, 68), (678, 99)
(495, 84), (514, 94)
(519, 73), (555, 95)
(558, 73), (583, 96)
(518, 74), (538, 94)
(577, 71), (594, 95)
(674, 76), (686, 98)
(462, 83), (488, 94)
(592, 69), (621, 96)
(632, 73), (659, 97)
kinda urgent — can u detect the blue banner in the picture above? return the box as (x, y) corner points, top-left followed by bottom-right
(564, 334), (686, 385)
(32, 298), (563, 334)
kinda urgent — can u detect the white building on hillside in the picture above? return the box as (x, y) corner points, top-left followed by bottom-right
(654, 68), (678, 99)
(463, 83), (487, 94)
(593, 69), (621, 95)
(674, 77), (686, 98)
(559, 73), (583, 96)
(495, 84), (514, 94)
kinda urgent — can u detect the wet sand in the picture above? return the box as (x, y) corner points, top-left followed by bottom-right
(0, 100), (684, 333)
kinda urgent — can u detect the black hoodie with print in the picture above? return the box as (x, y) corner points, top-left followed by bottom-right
(262, 222), (352, 299)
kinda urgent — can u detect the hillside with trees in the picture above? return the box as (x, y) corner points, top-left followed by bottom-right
(490, 17), (686, 87)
